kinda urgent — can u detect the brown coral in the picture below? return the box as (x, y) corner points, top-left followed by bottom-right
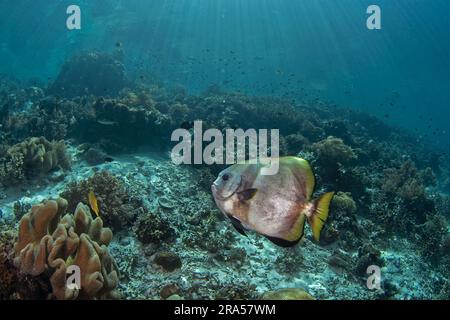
(382, 160), (426, 201)
(320, 192), (366, 248)
(311, 136), (357, 166)
(61, 171), (138, 231)
(133, 208), (175, 245)
(13, 198), (119, 300)
(48, 51), (127, 98)
(0, 137), (71, 186)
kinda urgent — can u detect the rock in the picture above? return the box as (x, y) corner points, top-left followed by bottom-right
(160, 283), (180, 299)
(83, 148), (108, 166)
(262, 288), (315, 300)
(158, 196), (176, 209)
(153, 252), (182, 272)
(355, 244), (384, 276)
(166, 294), (183, 300)
(327, 250), (353, 274)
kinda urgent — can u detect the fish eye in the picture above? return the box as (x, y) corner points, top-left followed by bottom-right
(222, 174), (230, 181)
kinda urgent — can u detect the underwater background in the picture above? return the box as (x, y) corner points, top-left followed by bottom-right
(0, 0), (449, 299)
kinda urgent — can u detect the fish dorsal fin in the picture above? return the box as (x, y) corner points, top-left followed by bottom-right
(237, 188), (258, 202)
(281, 157), (315, 200)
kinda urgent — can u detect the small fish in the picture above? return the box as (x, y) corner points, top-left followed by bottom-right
(211, 156), (334, 247)
(180, 121), (194, 130)
(97, 119), (118, 126)
(88, 191), (100, 218)
(116, 42), (123, 48)
(104, 157), (115, 163)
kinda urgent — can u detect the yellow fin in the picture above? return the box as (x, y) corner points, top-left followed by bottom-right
(281, 157), (315, 199)
(309, 192), (334, 242)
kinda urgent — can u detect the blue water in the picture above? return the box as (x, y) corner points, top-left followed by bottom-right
(1, 1), (450, 301)
(1, 0), (449, 147)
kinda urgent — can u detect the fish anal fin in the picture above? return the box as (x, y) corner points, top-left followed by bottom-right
(232, 224), (247, 237)
(308, 192), (334, 242)
(284, 213), (307, 242)
(264, 208), (307, 248)
(265, 235), (301, 248)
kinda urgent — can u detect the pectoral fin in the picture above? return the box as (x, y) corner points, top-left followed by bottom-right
(237, 188), (258, 202)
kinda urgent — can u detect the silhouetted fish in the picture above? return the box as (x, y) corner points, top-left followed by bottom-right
(180, 121), (194, 130)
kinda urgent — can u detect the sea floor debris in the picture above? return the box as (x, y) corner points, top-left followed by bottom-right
(1, 149), (447, 300)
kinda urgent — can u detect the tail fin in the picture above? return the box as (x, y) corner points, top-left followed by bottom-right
(308, 192), (334, 242)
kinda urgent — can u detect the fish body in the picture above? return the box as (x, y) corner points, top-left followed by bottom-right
(97, 119), (118, 126)
(211, 156), (334, 247)
(88, 191), (100, 218)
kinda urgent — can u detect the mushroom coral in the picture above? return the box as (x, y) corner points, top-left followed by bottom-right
(13, 197), (119, 300)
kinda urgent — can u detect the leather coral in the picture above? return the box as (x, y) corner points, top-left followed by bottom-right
(13, 197), (119, 300)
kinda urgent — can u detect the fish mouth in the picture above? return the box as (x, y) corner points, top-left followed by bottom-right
(211, 184), (227, 201)
(211, 179), (241, 201)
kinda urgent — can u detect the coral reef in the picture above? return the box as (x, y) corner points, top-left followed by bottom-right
(376, 160), (438, 237)
(1, 53), (450, 300)
(13, 197), (120, 300)
(320, 192), (366, 249)
(152, 252), (182, 272)
(310, 136), (358, 181)
(416, 214), (448, 264)
(61, 171), (139, 231)
(133, 209), (175, 245)
(0, 137), (70, 187)
(274, 249), (305, 275)
(3, 96), (90, 141)
(84, 95), (171, 148)
(185, 280), (258, 300)
(48, 51), (127, 98)
(354, 244), (384, 277)
(312, 136), (357, 166)
(382, 160), (428, 202)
